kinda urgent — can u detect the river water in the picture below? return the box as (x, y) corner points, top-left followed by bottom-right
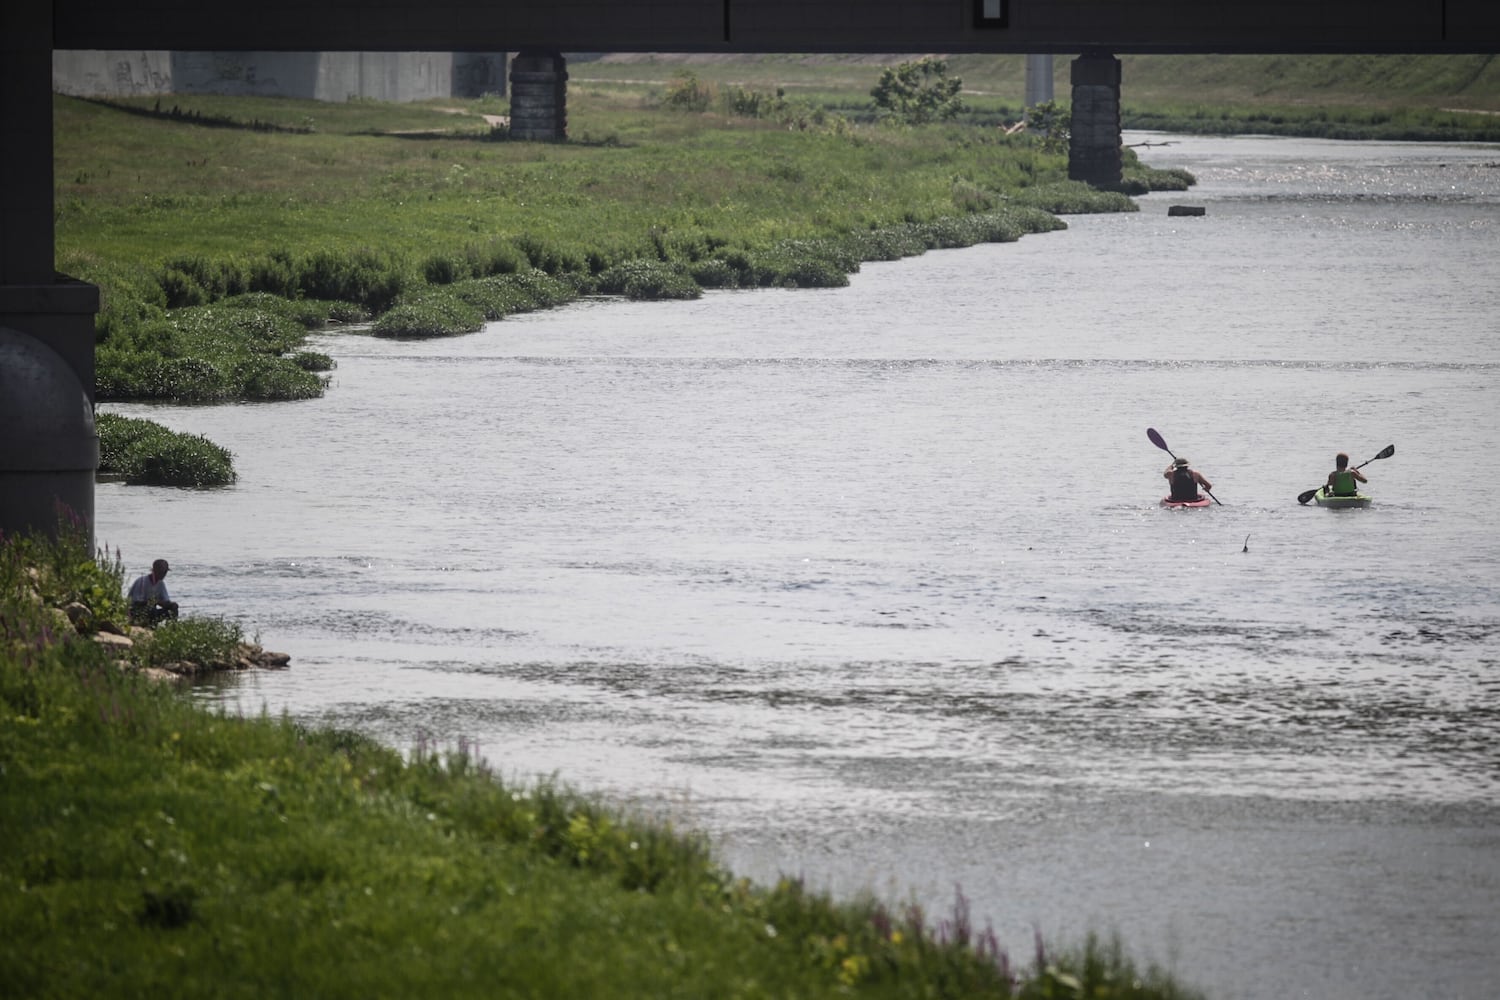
(97, 134), (1500, 1000)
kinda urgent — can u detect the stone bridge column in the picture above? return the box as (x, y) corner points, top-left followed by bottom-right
(2, 0), (101, 542)
(1067, 51), (1122, 187)
(508, 50), (567, 141)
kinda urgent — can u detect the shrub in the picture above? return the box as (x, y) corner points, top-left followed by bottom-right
(596, 260), (702, 300)
(160, 254), (250, 305)
(662, 70), (715, 112)
(444, 269), (579, 319)
(422, 253), (468, 285)
(0, 511), (130, 635)
(688, 258), (740, 289)
(171, 306), (306, 355)
(1013, 181), (1139, 215)
(126, 433), (236, 487)
(371, 295), (485, 338)
(512, 234), (588, 277)
(97, 413), (236, 487)
(297, 247), (407, 313)
(849, 225), (928, 261)
(150, 357), (233, 402)
(748, 238), (860, 289)
(131, 616), (244, 669)
(1025, 100), (1071, 155)
(326, 301), (371, 324)
(291, 351), (335, 372)
(248, 249), (299, 299)
(871, 57), (966, 125)
(159, 267), (209, 309)
(230, 356), (328, 400)
(220, 292), (333, 328)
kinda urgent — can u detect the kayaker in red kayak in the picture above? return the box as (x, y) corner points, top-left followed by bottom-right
(1164, 457), (1213, 503)
(1325, 452), (1368, 497)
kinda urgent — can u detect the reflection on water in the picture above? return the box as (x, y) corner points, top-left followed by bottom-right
(105, 134), (1500, 1000)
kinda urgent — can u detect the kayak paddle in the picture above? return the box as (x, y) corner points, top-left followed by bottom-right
(1147, 427), (1222, 505)
(1297, 444), (1395, 505)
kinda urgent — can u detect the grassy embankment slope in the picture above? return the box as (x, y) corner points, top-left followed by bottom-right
(573, 52), (1500, 138)
(58, 82), (1161, 482)
(1, 527), (1204, 999)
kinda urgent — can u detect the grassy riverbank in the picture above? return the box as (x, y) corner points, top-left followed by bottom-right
(2, 529), (1204, 999)
(573, 53), (1500, 139)
(59, 85), (1174, 481)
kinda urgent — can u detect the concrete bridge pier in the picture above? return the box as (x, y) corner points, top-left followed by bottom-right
(2, 0), (101, 543)
(508, 50), (568, 141)
(1067, 51), (1123, 187)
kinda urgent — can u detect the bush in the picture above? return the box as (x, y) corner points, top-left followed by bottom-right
(95, 300), (330, 403)
(151, 357), (233, 402)
(687, 258), (741, 289)
(1013, 181), (1140, 215)
(131, 616), (244, 668)
(171, 306), (307, 355)
(662, 71), (715, 112)
(326, 301), (371, 324)
(513, 234), (588, 277)
(97, 413), (236, 487)
(159, 255), (250, 306)
(159, 267), (209, 308)
(371, 296), (485, 338)
(220, 292), (334, 329)
(444, 269), (579, 319)
(849, 225), (929, 262)
(126, 433), (236, 487)
(291, 351), (335, 372)
(749, 238), (859, 289)
(0, 511), (130, 635)
(296, 247), (408, 313)
(871, 57), (966, 125)
(596, 260), (702, 300)
(230, 356), (328, 400)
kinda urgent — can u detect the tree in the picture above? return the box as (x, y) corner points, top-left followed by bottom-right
(1025, 100), (1071, 155)
(870, 57), (966, 125)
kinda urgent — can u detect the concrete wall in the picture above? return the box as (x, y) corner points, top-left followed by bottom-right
(53, 51), (507, 101)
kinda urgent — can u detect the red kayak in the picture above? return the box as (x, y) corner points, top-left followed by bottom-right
(1160, 495), (1212, 509)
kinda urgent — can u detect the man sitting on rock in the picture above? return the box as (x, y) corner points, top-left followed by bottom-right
(127, 558), (179, 627)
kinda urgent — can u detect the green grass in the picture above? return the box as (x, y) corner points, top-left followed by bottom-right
(568, 53), (1500, 137)
(2, 527), (1206, 999)
(65, 86), (1149, 481)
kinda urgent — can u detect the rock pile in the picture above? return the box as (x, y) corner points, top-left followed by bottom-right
(37, 589), (293, 681)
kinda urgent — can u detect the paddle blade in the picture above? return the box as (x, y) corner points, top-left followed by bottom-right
(1355, 444), (1396, 469)
(1146, 428), (1171, 453)
(1297, 488), (1320, 505)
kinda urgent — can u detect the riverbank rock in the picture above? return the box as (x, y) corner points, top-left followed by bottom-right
(17, 578), (292, 679)
(149, 642), (293, 678)
(91, 631), (134, 654)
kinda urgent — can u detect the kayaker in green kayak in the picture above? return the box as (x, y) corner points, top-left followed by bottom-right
(1325, 452), (1369, 497)
(1164, 456), (1213, 503)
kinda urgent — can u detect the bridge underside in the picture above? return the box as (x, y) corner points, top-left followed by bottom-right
(46, 0), (1500, 55)
(4, 0), (1500, 539)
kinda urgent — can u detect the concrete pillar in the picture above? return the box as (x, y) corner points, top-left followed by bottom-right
(454, 53), (507, 98)
(1067, 51), (1123, 187)
(508, 50), (567, 141)
(1024, 53), (1054, 108)
(0, 321), (100, 539)
(2, 0), (101, 542)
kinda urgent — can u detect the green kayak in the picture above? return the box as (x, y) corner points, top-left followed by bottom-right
(1313, 490), (1372, 509)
